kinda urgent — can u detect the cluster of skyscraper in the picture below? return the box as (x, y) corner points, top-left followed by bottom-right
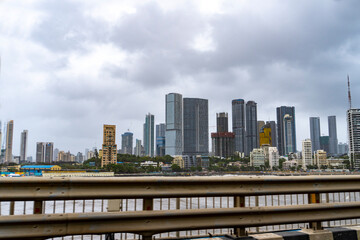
(210, 103), (297, 159)
(113, 94), (303, 163)
(0, 120), (29, 164)
(309, 116), (338, 155)
(115, 93), (209, 160)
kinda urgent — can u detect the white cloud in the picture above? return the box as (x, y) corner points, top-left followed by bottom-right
(191, 25), (217, 52)
(0, 0), (359, 158)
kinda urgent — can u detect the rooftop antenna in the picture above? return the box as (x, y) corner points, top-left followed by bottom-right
(348, 75), (352, 109)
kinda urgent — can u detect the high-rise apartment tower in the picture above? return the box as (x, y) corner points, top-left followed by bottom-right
(20, 130), (28, 162)
(246, 101), (258, 156)
(101, 125), (117, 167)
(328, 116), (338, 155)
(232, 99), (246, 154)
(156, 124), (166, 157)
(277, 106), (296, 156)
(309, 117), (321, 153)
(165, 93), (183, 156)
(347, 109), (360, 169)
(144, 113), (154, 157)
(5, 120), (14, 162)
(183, 98), (209, 156)
(121, 132), (133, 155)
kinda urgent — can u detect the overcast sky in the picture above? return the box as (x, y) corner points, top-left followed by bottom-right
(1, 0), (359, 158)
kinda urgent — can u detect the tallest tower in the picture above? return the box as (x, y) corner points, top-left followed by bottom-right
(165, 93), (183, 156)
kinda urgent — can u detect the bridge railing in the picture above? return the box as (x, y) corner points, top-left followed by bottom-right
(2, 176), (360, 239)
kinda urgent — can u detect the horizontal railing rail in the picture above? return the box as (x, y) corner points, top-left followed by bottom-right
(2, 202), (360, 239)
(2, 176), (360, 239)
(2, 176), (360, 200)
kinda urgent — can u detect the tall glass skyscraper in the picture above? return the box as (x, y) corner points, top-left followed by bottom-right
(328, 116), (338, 155)
(144, 113), (154, 157)
(165, 93), (183, 156)
(5, 120), (14, 162)
(45, 142), (54, 163)
(183, 98), (209, 156)
(20, 130), (28, 162)
(267, 121), (277, 148)
(232, 99), (246, 154)
(217, 112), (228, 133)
(245, 101), (258, 156)
(156, 124), (166, 156)
(121, 132), (133, 155)
(283, 114), (294, 155)
(309, 117), (321, 153)
(277, 106), (296, 156)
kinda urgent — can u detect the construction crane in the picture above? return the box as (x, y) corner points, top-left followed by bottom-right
(348, 75), (352, 109)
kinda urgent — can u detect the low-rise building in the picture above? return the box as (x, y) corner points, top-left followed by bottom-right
(302, 139), (312, 169)
(250, 148), (265, 168)
(42, 171), (114, 177)
(140, 161), (158, 167)
(172, 156), (185, 169)
(314, 150), (328, 168)
(268, 147), (279, 168)
(21, 165), (61, 176)
(196, 155), (210, 169)
(282, 160), (299, 170)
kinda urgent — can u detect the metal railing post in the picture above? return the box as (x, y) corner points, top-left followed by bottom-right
(308, 193), (322, 230)
(142, 198), (154, 240)
(9, 201), (15, 215)
(255, 196), (260, 233)
(234, 196), (246, 237)
(106, 200), (122, 240)
(176, 198), (180, 238)
(33, 200), (43, 214)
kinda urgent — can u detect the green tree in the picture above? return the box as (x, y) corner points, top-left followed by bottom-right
(171, 164), (181, 172)
(279, 158), (286, 170)
(83, 157), (101, 168)
(94, 149), (99, 159)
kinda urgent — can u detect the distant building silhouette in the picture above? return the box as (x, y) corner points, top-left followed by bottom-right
(320, 136), (330, 154)
(328, 116), (338, 155)
(121, 132), (133, 155)
(217, 112), (228, 133)
(211, 113), (234, 158)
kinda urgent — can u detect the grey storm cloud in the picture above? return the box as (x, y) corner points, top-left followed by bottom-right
(0, 0), (359, 157)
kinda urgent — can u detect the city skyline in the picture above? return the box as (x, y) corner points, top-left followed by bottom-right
(0, 96), (352, 160)
(0, 1), (359, 157)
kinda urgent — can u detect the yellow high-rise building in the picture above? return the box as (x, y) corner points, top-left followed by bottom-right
(259, 125), (272, 146)
(102, 125), (117, 167)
